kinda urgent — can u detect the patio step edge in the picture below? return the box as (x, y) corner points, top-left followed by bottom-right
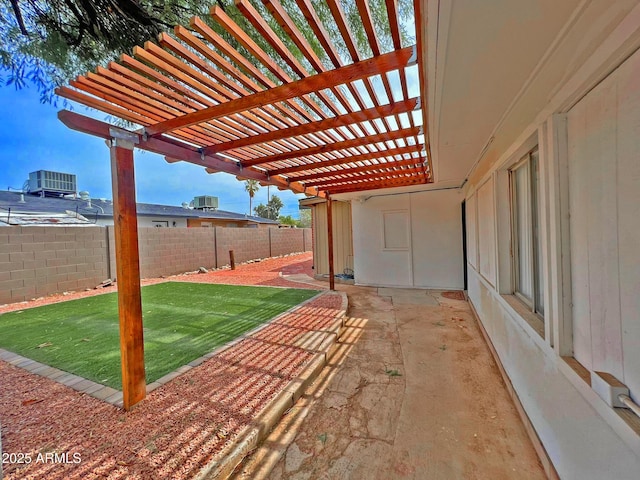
(194, 290), (348, 480)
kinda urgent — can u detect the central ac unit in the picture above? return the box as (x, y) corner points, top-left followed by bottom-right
(193, 195), (219, 210)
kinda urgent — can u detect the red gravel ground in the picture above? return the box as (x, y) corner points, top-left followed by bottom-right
(0, 252), (342, 479)
(0, 252), (318, 315)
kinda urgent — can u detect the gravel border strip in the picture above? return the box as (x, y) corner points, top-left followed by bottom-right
(194, 290), (349, 480)
(0, 287), (325, 410)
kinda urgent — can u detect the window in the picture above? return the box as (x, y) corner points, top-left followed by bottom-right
(152, 220), (169, 228)
(466, 193), (478, 269)
(510, 148), (543, 316)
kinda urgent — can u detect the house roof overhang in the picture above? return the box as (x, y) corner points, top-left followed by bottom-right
(56, 0), (430, 197)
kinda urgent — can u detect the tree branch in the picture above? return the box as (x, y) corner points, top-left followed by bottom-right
(9, 0), (29, 35)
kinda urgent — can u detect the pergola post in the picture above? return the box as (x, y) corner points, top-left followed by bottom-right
(326, 194), (335, 291)
(109, 130), (145, 410)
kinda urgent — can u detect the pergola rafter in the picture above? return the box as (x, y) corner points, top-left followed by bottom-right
(241, 127), (419, 167)
(203, 98), (419, 155)
(142, 46), (415, 137)
(55, 0), (430, 408)
(290, 157), (425, 182)
(271, 145), (422, 176)
(305, 166), (426, 188)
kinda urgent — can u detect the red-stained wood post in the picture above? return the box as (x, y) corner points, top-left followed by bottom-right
(326, 193), (335, 291)
(110, 130), (146, 410)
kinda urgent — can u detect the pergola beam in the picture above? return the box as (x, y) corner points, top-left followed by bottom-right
(327, 176), (427, 194)
(144, 46), (416, 137)
(241, 126), (420, 167)
(305, 167), (426, 188)
(326, 194), (335, 291)
(290, 157), (424, 182)
(273, 145), (423, 176)
(58, 110), (320, 197)
(204, 98), (418, 155)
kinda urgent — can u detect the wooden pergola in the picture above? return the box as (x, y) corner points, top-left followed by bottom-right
(56, 0), (429, 409)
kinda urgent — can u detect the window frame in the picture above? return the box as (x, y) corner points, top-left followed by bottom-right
(509, 147), (544, 318)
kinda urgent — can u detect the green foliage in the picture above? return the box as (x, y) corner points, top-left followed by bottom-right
(244, 179), (260, 214)
(278, 214), (297, 226)
(1, 0), (414, 104)
(254, 194), (284, 220)
(0, 282), (317, 388)
(297, 208), (311, 228)
(244, 179), (260, 196)
(0, 0), (208, 101)
(278, 208), (311, 228)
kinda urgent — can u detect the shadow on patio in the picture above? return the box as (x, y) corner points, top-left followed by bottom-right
(233, 286), (547, 480)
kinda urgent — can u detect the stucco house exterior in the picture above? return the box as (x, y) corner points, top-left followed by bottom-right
(302, 2), (640, 478)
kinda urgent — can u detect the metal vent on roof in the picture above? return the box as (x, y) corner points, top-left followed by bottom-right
(28, 170), (77, 196)
(193, 196), (218, 210)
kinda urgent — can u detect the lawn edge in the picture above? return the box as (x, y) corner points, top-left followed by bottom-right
(193, 290), (348, 480)
(0, 288), (327, 409)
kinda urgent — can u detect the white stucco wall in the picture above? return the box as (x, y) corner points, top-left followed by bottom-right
(468, 271), (640, 479)
(462, 6), (640, 478)
(352, 189), (464, 289)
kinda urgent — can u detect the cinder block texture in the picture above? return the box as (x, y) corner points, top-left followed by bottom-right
(215, 227), (271, 266)
(270, 228), (305, 257)
(136, 227), (217, 278)
(0, 226), (109, 304)
(1, 226), (312, 305)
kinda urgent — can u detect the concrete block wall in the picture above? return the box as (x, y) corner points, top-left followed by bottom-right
(1, 226), (312, 305)
(135, 227), (217, 279)
(0, 227), (109, 304)
(215, 227), (271, 266)
(270, 228), (305, 257)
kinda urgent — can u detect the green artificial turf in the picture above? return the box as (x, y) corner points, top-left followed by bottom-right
(0, 282), (317, 389)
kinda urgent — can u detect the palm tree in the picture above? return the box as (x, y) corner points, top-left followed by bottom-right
(244, 180), (260, 215)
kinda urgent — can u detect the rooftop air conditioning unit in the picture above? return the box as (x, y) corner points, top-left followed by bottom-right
(28, 170), (77, 195)
(192, 195), (219, 210)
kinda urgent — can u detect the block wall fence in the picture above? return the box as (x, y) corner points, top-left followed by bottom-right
(1, 226), (312, 305)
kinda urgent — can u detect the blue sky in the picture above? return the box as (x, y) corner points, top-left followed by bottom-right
(0, 83), (304, 218)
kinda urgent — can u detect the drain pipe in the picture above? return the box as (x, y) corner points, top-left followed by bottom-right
(618, 394), (640, 419)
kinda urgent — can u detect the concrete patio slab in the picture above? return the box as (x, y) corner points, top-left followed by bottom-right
(232, 286), (546, 480)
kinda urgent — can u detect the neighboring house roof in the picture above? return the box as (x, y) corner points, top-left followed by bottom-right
(0, 191), (278, 225)
(0, 210), (93, 226)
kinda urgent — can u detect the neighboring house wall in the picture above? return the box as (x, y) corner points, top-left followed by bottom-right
(464, 10), (640, 479)
(352, 189), (464, 289)
(187, 218), (273, 228)
(0, 226), (312, 305)
(95, 217), (189, 228)
(97, 216), (275, 229)
(312, 201), (353, 277)
(137, 217), (188, 228)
